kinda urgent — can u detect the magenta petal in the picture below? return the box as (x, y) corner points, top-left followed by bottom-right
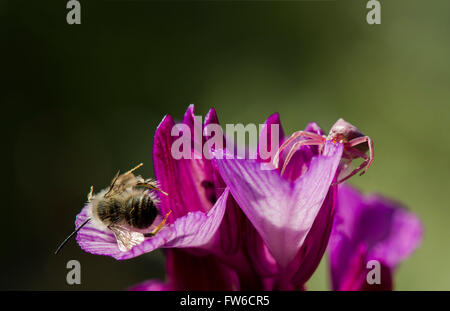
(289, 185), (337, 286)
(336, 244), (393, 291)
(129, 280), (173, 291)
(153, 111), (215, 221)
(210, 194), (278, 290)
(165, 249), (239, 290)
(257, 113), (285, 163)
(278, 122), (324, 182)
(363, 195), (423, 268)
(304, 122), (325, 137)
(75, 189), (229, 260)
(214, 141), (343, 267)
(328, 184), (423, 290)
(204, 107), (220, 127)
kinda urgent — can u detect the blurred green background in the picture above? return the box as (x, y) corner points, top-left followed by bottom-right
(2, 0), (449, 290)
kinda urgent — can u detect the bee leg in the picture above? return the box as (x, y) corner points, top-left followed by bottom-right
(87, 186), (94, 202)
(144, 210), (172, 237)
(137, 182), (169, 196)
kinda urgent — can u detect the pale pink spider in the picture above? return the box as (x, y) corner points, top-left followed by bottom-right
(273, 118), (374, 184)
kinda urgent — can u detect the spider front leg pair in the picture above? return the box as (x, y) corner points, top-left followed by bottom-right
(273, 131), (326, 175)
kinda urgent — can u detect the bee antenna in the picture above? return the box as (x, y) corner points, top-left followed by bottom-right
(54, 218), (91, 255)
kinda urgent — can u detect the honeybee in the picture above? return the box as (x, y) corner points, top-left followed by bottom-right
(55, 163), (171, 254)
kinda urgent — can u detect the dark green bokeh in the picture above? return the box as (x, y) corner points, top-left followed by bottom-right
(2, 0), (449, 290)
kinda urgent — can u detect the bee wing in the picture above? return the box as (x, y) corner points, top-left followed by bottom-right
(104, 164), (148, 198)
(109, 225), (145, 252)
(103, 170), (122, 198)
(104, 173), (143, 198)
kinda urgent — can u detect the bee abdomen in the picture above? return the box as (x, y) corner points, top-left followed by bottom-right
(125, 194), (158, 229)
(97, 199), (123, 225)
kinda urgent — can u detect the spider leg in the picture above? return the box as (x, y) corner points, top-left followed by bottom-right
(347, 136), (374, 175)
(340, 149), (367, 176)
(334, 158), (369, 184)
(280, 139), (324, 176)
(273, 131), (325, 168)
(345, 146), (369, 160)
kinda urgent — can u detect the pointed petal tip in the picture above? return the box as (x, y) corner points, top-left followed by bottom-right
(183, 104), (196, 124)
(265, 112), (281, 123)
(205, 108), (219, 125)
(304, 122), (324, 135)
(156, 114), (175, 132)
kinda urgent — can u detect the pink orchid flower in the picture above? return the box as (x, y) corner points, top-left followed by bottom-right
(328, 184), (423, 290)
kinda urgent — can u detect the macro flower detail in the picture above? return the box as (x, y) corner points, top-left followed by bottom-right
(67, 104), (423, 292)
(328, 184), (423, 290)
